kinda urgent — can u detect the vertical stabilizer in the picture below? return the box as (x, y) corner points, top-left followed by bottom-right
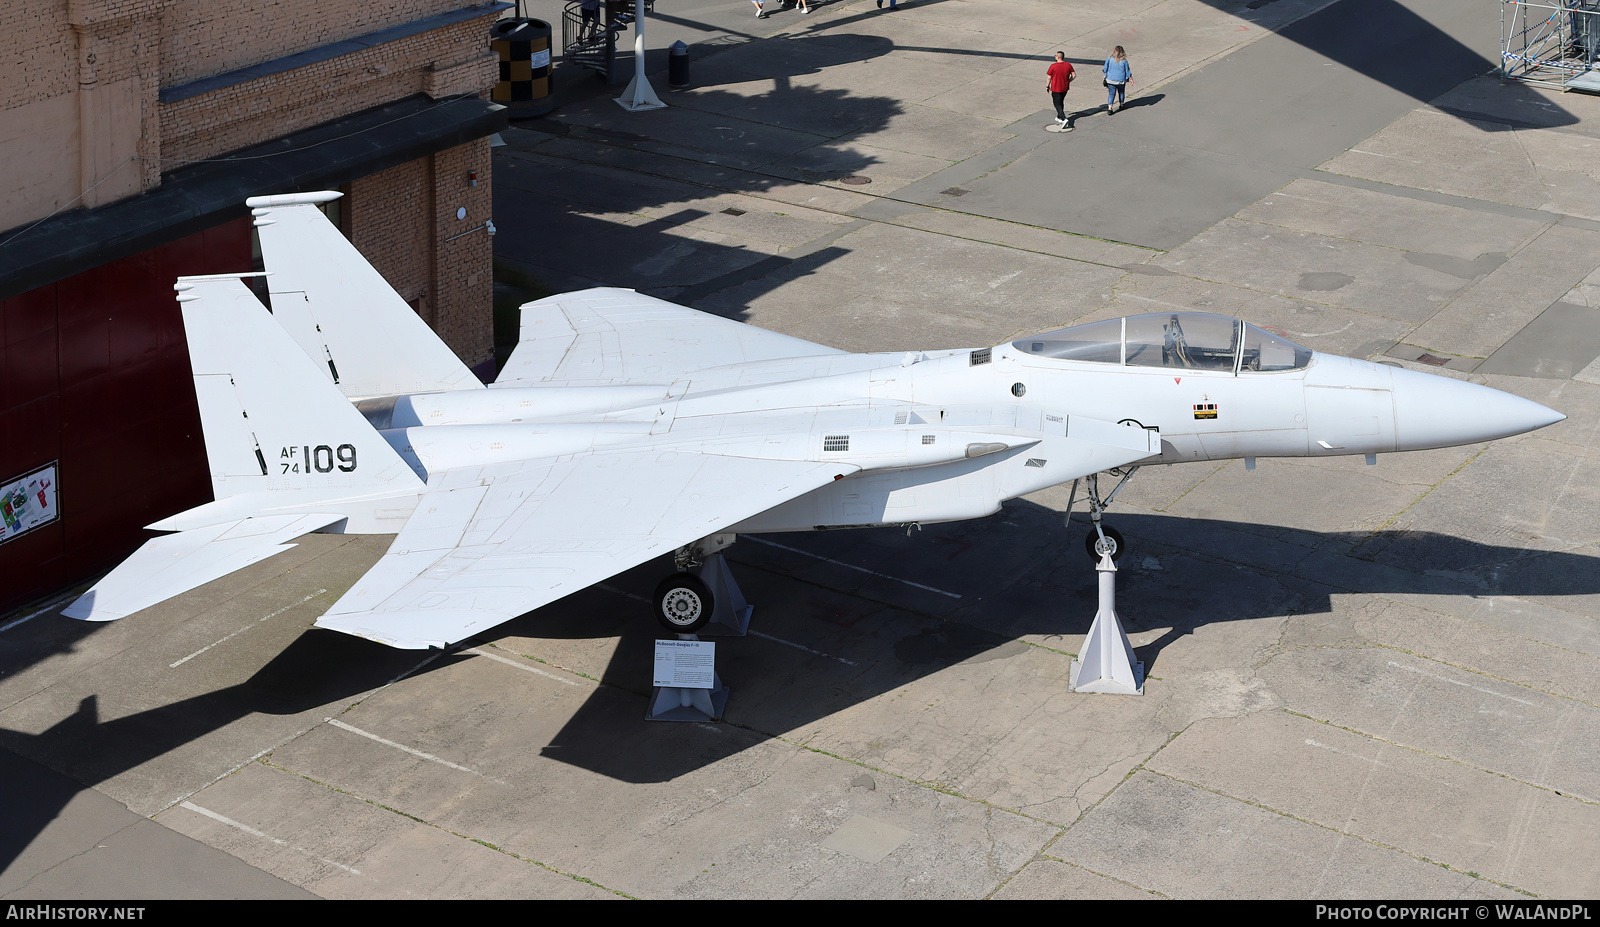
(177, 274), (426, 501)
(247, 192), (484, 399)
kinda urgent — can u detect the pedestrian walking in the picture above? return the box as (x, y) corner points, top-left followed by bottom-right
(1103, 46), (1131, 114)
(751, 0), (767, 17)
(791, 0), (811, 12)
(580, 0), (600, 39)
(1046, 51), (1075, 130)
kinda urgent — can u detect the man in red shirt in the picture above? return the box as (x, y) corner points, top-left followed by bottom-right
(1046, 51), (1075, 131)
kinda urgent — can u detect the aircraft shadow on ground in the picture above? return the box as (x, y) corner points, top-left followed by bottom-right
(0, 627), (438, 875)
(524, 497), (1600, 783)
(2, 495), (1596, 862)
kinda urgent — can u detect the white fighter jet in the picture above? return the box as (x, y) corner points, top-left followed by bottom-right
(64, 193), (1566, 649)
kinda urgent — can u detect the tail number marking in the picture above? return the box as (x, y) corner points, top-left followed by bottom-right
(280, 444), (357, 474)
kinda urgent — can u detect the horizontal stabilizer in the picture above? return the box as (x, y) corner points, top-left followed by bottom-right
(62, 514), (344, 622)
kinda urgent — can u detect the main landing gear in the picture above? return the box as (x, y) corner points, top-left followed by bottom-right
(646, 534), (749, 722)
(652, 533), (752, 636)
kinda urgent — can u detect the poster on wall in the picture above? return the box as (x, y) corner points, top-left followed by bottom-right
(0, 463), (58, 545)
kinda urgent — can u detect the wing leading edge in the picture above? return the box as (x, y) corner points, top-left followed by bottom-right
(314, 450), (857, 648)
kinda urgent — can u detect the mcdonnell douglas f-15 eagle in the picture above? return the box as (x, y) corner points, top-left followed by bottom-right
(63, 192), (1566, 649)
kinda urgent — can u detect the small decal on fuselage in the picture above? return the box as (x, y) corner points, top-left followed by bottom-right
(1193, 403), (1218, 420)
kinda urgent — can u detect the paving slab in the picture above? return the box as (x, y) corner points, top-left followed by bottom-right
(1261, 647), (1600, 803)
(1427, 73), (1600, 135)
(158, 761), (617, 899)
(0, 535), (407, 817)
(1407, 224), (1600, 359)
(991, 858), (1159, 900)
(1479, 302), (1600, 379)
(1147, 711), (1600, 897)
(1319, 110), (1560, 212)
(1346, 595), (1600, 707)
(892, 0), (1123, 44)
(1054, 772), (1513, 899)
(261, 653), (1058, 898)
(694, 220), (1125, 347)
(1156, 217), (1473, 323)
(883, 205), (1161, 268)
(0, 747), (312, 899)
(1238, 177), (1547, 260)
(837, 103), (1019, 162)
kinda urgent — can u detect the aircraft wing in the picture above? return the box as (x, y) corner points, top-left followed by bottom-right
(495, 288), (847, 385)
(314, 450), (857, 648)
(62, 514), (345, 621)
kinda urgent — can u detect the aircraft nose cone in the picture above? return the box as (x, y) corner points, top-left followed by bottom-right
(1390, 366), (1565, 451)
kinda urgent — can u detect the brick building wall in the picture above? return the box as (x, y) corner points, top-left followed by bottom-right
(159, 16), (496, 164)
(0, 2), (507, 612)
(0, 1), (500, 230)
(158, 0), (464, 87)
(348, 137), (495, 369)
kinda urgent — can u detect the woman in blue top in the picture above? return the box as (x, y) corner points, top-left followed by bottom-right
(1103, 46), (1131, 114)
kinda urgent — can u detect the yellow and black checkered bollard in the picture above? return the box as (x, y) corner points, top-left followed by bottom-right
(492, 18), (554, 118)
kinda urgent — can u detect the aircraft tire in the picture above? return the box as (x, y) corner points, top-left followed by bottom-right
(1084, 525), (1125, 563)
(654, 572), (715, 633)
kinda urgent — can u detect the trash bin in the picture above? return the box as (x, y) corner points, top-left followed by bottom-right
(492, 18), (556, 118)
(669, 40), (689, 87)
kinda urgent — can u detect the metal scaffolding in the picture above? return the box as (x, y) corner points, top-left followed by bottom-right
(1503, 0), (1600, 92)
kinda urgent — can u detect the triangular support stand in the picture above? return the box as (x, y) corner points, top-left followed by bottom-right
(693, 552), (752, 637)
(1070, 553), (1144, 695)
(615, 72), (666, 112)
(646, 634), (730, 721)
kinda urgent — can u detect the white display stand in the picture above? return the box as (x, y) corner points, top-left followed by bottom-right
(646, 636), (729, 721)
(1069, 553), (1145, 695)
(693, 552), (752, 636)
(615, 0), (666, 112)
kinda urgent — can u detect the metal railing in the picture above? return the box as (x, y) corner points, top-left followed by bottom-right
(1502, 0), (1600, 90)
(560, 0), (655, 82)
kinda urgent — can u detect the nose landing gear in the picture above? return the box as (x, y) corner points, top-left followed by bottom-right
(1067, 468), (1144, 695)
(1070, 467), (1138, 563)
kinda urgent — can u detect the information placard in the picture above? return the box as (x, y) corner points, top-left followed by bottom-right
(653, 639), (716, 689)
(0, 463), (58, 546)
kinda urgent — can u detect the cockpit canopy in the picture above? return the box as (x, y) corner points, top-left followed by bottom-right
(1013, 312), (1312, 372)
